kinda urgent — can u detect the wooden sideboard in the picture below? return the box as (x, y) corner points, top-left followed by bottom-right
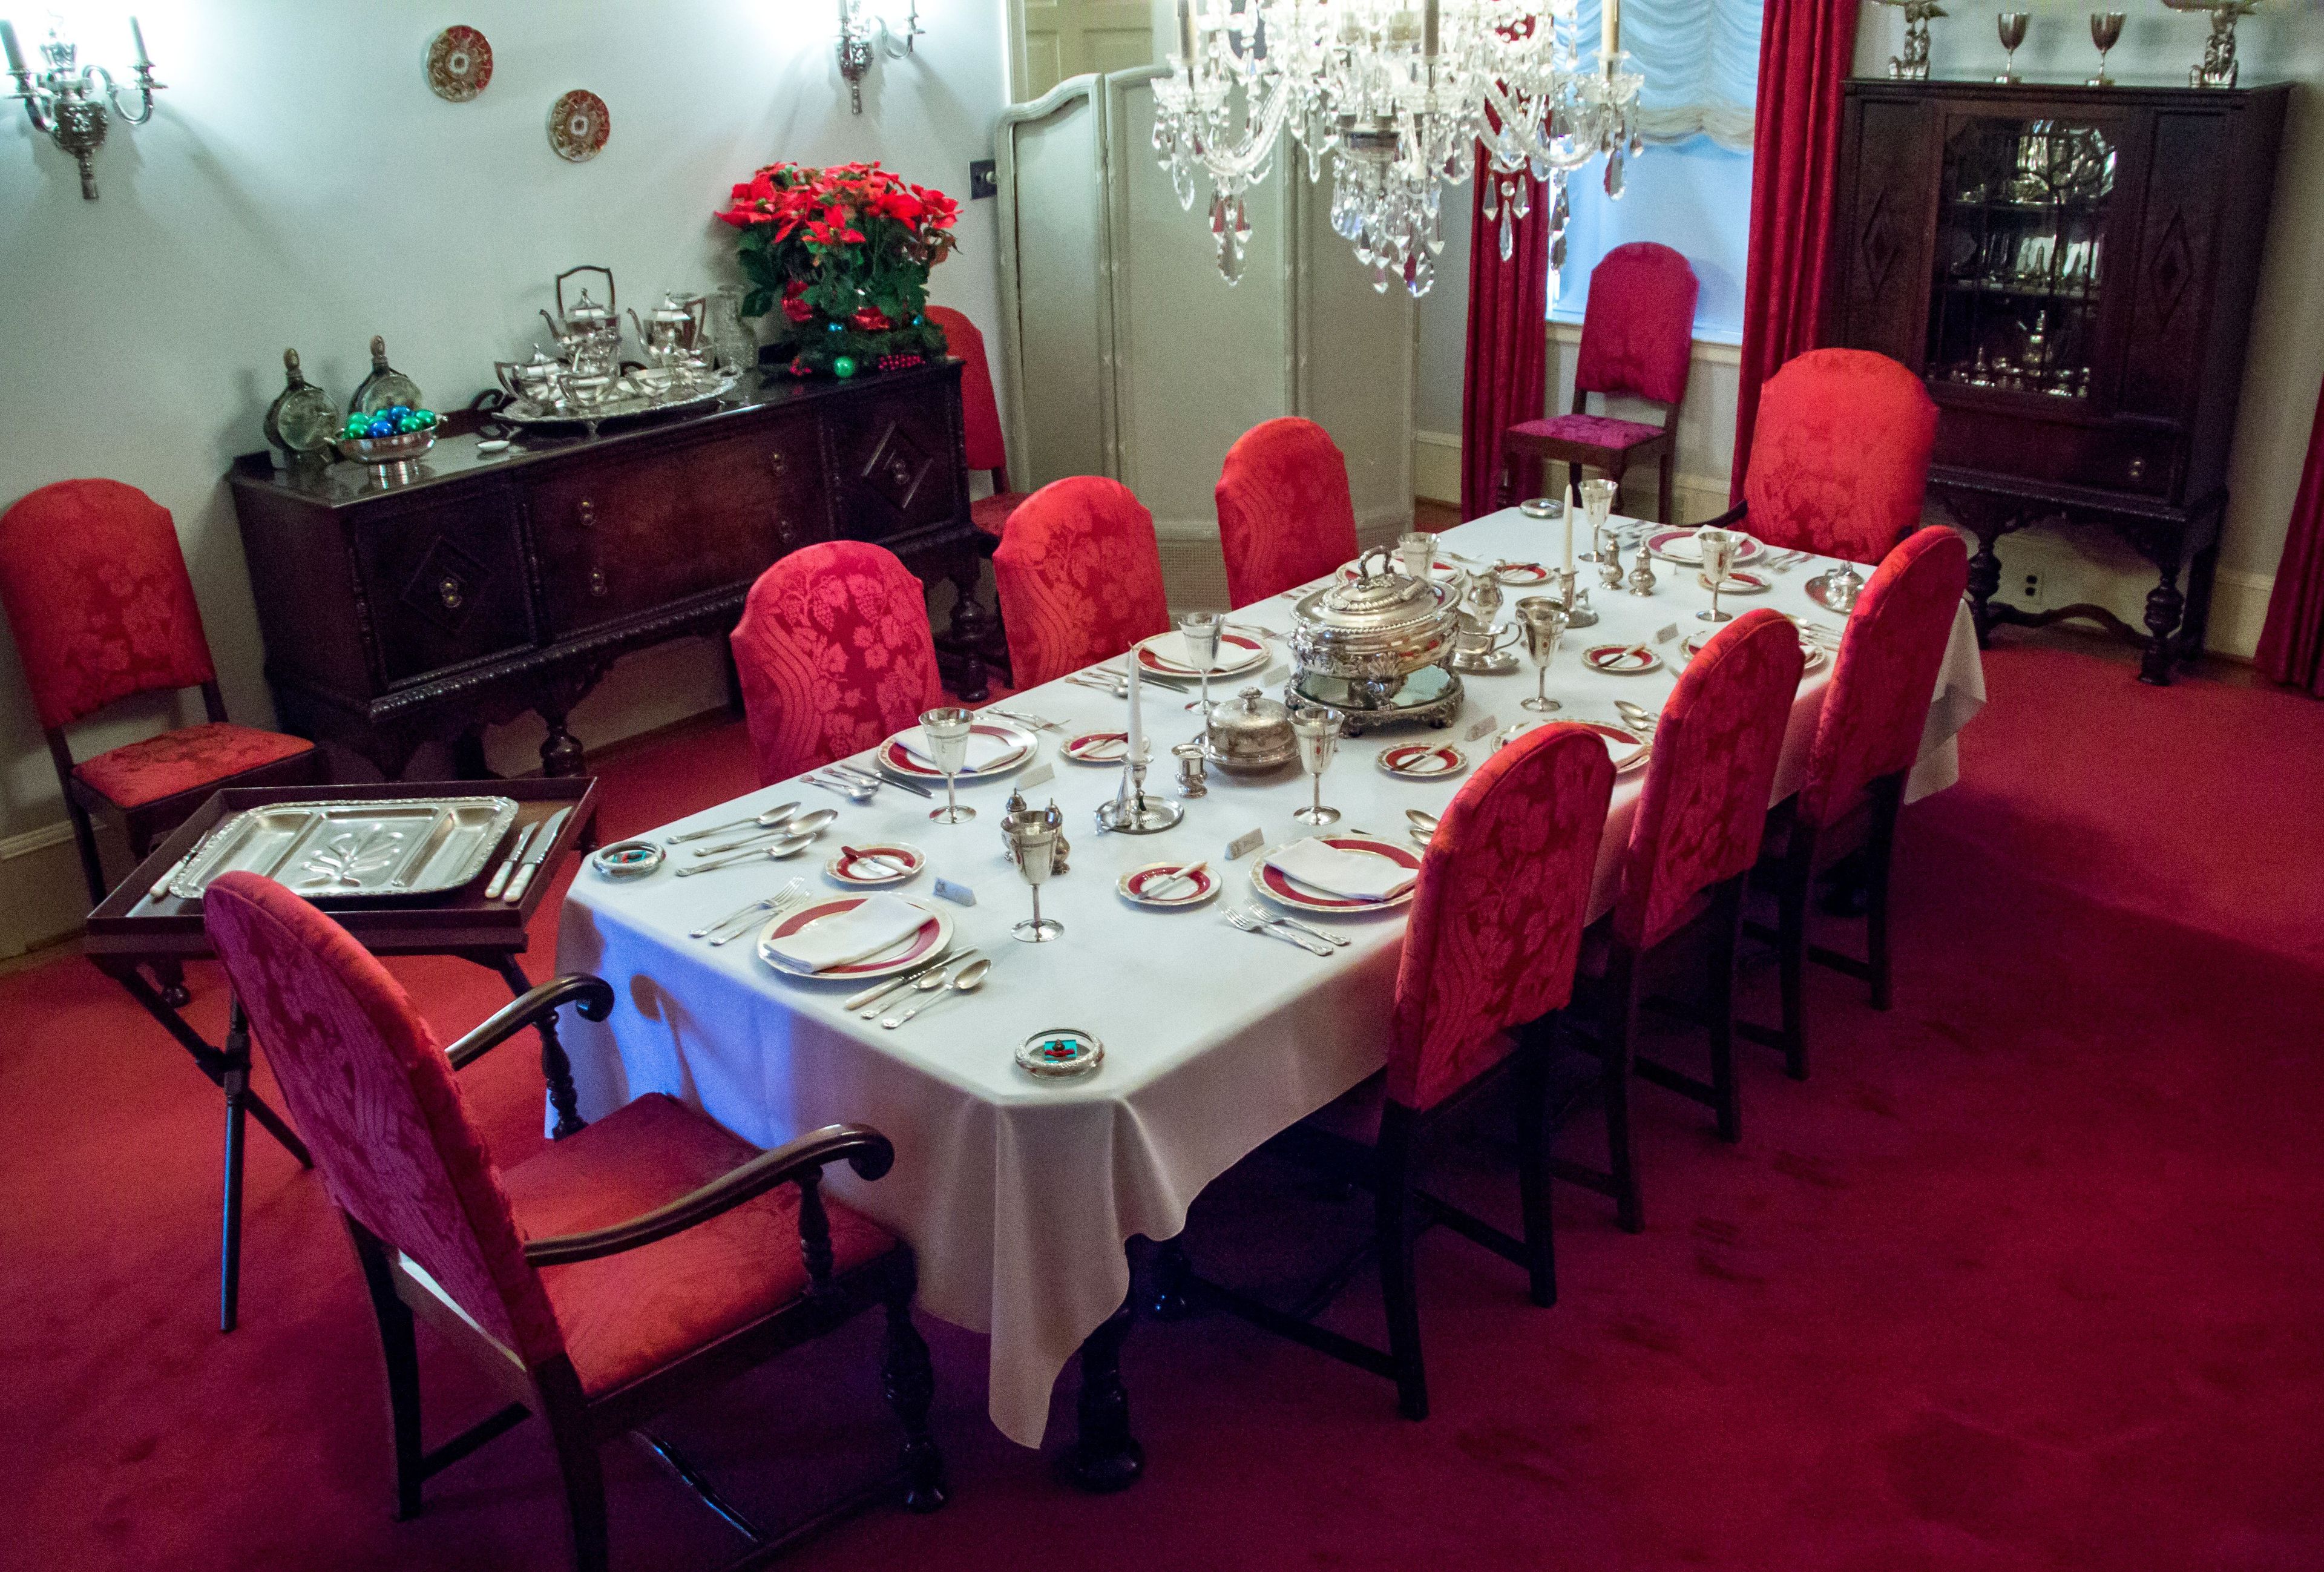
(228, 361), (988, 777)
(1827, 79), (2289, 683)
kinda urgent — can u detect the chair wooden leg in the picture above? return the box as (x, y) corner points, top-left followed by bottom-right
(1373, 1105), (1428, 1420)
(346, 1220), (427, 1521)
(1513, 1036), (1557, 1308)
(1709, 878), (1745, 1145)
(540, 1367), (610, 1572)
(1601, 947), (1644, 1233)
(1778, 824), (1816, 1081)
(1658, 448), (1676, 524)
(154, 959), (192, 1010)
(1866, 779), (1902, 1011)
(879, 1257), (947, 1514)
(67, 798), (107, 908)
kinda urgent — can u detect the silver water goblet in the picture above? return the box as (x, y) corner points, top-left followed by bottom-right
(1997, 12), (2029, 82)
(1397, 531), (1436, 580)
(1291, 706), (1342, 826)
(1579, 476), (1619, 567)
(1696, 527), (1739, 625)
(919, 706), (976, 824)
(1006, 816), (1063, 942)
(1516, 596), (1568, 713)
(2089, 10), (2123, 85)
(1179, 609), (1223, 719)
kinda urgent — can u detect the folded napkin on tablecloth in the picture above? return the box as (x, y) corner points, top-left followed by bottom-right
(1264, 838), (1416, 902)
(765, 893), (931, 973)
(897, 726), (1019, 772)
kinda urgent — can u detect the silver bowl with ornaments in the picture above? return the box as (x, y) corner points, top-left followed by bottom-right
(1285, 545), (1465, 734)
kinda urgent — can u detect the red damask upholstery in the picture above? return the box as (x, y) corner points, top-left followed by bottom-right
(1741, 349), (1938, 565)
(971, 491), (1031, 540)
(731, 541), (942, 787)
(1504, 413), (1666, 453)
(1572, 242), (1701, 406)
(926, 306), (1006, 474)
(1615, 609), (1805, 950)
(0, 479), (217, 729)
(1215, 418), (1362, 610)
(992, 476), (1170, 688)
(73, 721), (315, 810)
(1389, 724), (1615, 1111)
(1800, 525), (1968, 828)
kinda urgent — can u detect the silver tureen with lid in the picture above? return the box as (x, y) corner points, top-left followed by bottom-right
(1285, 545), (1465, 734)
(1204, 686), (1299, 773)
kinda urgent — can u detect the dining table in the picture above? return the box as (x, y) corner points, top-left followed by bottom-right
(552, 507), (1985, 1480)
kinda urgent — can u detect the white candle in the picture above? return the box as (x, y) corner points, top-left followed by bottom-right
(1423, 0), (1439, 56)
(1602, 0), (1620, 59)
(1563, 507), (1574, 574)
(130, 16), (149, 68)
(1178, 0), (1195, 62)
(2, 21), (27, 77)
(1126, 650), (1146, 762)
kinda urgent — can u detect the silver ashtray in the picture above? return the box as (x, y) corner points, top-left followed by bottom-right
(1518, 497), (1564, 518)
(591, 838), (665, 880)
(1017, 1028), (1103, 1077)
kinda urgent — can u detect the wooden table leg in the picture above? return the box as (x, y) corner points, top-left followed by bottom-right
(495, 956), (585, 1139)
(1063, 1283), (1144, 1493)
(220, 996), (251, 1333)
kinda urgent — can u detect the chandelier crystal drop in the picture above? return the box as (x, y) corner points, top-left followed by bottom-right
(1152, 0), (1644, 298)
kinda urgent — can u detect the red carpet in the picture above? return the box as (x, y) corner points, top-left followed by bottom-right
(5, 642), (2322, 1571)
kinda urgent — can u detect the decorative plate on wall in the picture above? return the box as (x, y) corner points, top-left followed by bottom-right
(548, 90), (610, 162)
(425, 26), (493, 102)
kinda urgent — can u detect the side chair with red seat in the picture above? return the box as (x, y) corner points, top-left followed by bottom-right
(1705, 347), (1939, 565)
(991, 475), (1170, 689)
(1561, 610), (1805, 1231)
(927, 305), (1031, 548)
(0, 479), (322, 917)
(1214, 416), (1363, 609)
(1498, 242), (1699, 522)
(1168, 723), (1616, 1421)
(200, 871), (944, 1572)
(730, 540), (943, 787)
(1741, 526), (1970, 1080)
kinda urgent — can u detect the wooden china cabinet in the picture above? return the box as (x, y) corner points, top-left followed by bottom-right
(1826, 79), (2289, 683)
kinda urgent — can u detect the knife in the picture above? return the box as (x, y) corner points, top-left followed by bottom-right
(845, 946), (976, 1014)
(836, 760), (936, 799)
(482, 821), (539, 901)
(500, 807), (572, 903)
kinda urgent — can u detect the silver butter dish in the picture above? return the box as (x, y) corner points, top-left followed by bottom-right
(168, 797), (520, 901)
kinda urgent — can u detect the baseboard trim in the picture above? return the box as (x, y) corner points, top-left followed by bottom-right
(2208, 567), (2275, 661)
(0, 820), (91, 960)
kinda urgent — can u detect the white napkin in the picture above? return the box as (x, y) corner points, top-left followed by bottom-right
(1265, 838), (1417, 902)
(767, 893), (930, 973)
(898, 726), (1018, 772)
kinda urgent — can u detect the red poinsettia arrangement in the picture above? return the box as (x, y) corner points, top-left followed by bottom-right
(717, 159), (959, 377)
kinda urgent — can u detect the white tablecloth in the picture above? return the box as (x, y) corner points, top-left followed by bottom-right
(553, 510), (1983, 1447)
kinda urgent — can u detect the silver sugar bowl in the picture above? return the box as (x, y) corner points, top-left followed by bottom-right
(1203, 686), (1299, 774)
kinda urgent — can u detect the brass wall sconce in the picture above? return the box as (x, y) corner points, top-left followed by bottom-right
(2, 13), (163, 200)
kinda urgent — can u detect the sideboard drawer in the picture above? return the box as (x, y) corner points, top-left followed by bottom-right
(349, 487), (535, 687)
(526, 424), (826, 639)
(824, 380), (965, 542)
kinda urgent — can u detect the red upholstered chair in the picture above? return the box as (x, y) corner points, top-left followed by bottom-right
(991, 476), (1170, 689)
(1710, 348), (1938, 565)
(730, 541), (942, 787)
(1498, 243), (1699, 522)
(0, 479), (321, 909)
(1565, 610), (1804, 1228)
(1742, 527), (1969, 1079)
(1214, 417), (1362, 609)
(1170, 725), (1615, 1421)
(200, 872), (942, 1571)
(927, 306), (1029, 547)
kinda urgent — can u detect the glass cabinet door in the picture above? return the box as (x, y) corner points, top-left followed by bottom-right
(1928, 117), (2118, 402)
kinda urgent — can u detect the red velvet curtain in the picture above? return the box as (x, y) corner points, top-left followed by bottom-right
(1730, 0), (1862, 498)
(2255, 379), (2324, 695)
(1460, 161), (1551, 521)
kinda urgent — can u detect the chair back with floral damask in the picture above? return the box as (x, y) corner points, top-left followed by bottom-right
(1742, 349), (1938, 565)
(202, 872), (565, 1365)
(1388, 724), (1615, 1112)
(731, 541), (942, 787)
(0, 478), (218, 731)
(991, 476), (1170, 689)
(1214, 418), (1362, 610)
(1573, 243), (1700, 409)
(1800, 525), (1968, 829)
(926, 306), (1008, 480)
(1615, 608), (1806, 951)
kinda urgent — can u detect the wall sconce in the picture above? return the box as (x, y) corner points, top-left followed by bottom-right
(838, 0), (921, 115)
(2, 13), (161, 200)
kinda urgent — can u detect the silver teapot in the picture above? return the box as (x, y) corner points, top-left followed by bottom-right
(540, 265), (623, 377)
(629, 292), (706, 358)
(494, 347), (566, 409)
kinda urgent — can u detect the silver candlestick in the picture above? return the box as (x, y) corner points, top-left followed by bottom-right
(1094, 752), (1183, 834)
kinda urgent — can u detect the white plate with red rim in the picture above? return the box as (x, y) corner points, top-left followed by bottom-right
(824, 842), (926, 887)
(1118, 861), (1222, 909)
(1696, 568), (1771, 594)
(1496, 719), (1651, 773)
(1252, 835), (1423, 913)
(1062, 731), (1130, 765)
(875, 719), (1038, 783)
(1491, 561), (1554, 587)
(1583, 643), (1665, 676)
(1648, 528), (1764, 567)
(1376, 742), (1469, 779)
(1134, 629), (1269, 679)
(1339, 556), (1462, 585)
(1683, 630), (1827, 673)
(755, 896), (953, 980)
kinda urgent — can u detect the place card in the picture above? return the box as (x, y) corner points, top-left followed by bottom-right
(1654, 623), (1679, 645)
(1465, 712), (1500, 742)
(1018, 761), (1055, 791)
(933, 878), (977, 907)
(1225, 827), (1265, 861)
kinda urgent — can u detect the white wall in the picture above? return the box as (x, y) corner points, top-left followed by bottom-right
(0, 0), (1013, 953)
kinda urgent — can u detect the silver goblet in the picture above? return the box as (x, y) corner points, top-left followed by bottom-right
(2089, 10), (2123, 85)
(1997, 12), (2029, 82)
(1291, 706), (1342, 826)
(1695, 527), (1739, 625)
(919, 706), (976, 824)
(1006, 815), (1063, 942)
(1179, 609), (1223, 719)
(1516, 596), (1568, 714)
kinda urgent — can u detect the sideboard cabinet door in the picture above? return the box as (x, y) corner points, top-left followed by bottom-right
(824, 380), (967, 543)
(350, 485), (536, 687)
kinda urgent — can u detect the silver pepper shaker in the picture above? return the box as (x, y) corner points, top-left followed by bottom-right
(1627, 534), (1658, 597)
(1172, 740), (1209, 798)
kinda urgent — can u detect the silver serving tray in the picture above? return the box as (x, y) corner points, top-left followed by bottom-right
(498, 370), (741, 430)
(168, 797), (520, 901)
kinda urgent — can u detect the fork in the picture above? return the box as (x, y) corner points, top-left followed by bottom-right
(1226, 910), (1333, 956)
(988, 706), (1063, 731)
(1244, 903), (1348, 948)
(691, 879), (807, 942)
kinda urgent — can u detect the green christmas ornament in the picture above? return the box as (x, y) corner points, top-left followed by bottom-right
(832, 356), (858, 378)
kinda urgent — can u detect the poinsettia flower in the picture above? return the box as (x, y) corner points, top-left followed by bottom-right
(851, 307), (892, 331)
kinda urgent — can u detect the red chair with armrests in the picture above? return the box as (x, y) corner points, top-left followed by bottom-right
(1706, 348), (1939, 564)
(200, 872), (944, 1572)
(1741, 526), (1969, 1080)
(0, 479), (322, 910)
(927, 306), (1029, 547)
(991, 476), (1170, 689)
(1499, 243), (1699, 522)
(730, 541), (942, 787)
(1167, 725), (1615, 1420)
(1563, 610), (1804, 1231)
(1214, 417), (1362, 609)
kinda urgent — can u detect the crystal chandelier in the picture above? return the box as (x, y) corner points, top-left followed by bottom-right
(1152, 0), (1644, 298)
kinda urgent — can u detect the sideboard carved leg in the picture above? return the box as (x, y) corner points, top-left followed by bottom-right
(538, 711), (586, 778)
(945, 557), (993, 704)
(2140, 564), (2185, 688)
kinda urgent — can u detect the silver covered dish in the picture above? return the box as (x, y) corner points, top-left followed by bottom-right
(168, 796), (520, 901)
(1204, 686), (1299, 773)
(1287, 546), (1462, 709)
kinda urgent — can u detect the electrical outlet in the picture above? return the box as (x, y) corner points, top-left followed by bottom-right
(968, 159), (997, 200)
(2016, 570), (2043, 610)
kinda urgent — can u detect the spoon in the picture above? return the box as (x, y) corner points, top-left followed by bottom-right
(1613, 700), (1658, 734)
(674, 829), (820, 876)
(666, 800), (799, 845)
(1407, 808), (1440, 831)
(806, 773), (877, 803)
(882, 956), (992, 1028)
(691, 806), (839, 857)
